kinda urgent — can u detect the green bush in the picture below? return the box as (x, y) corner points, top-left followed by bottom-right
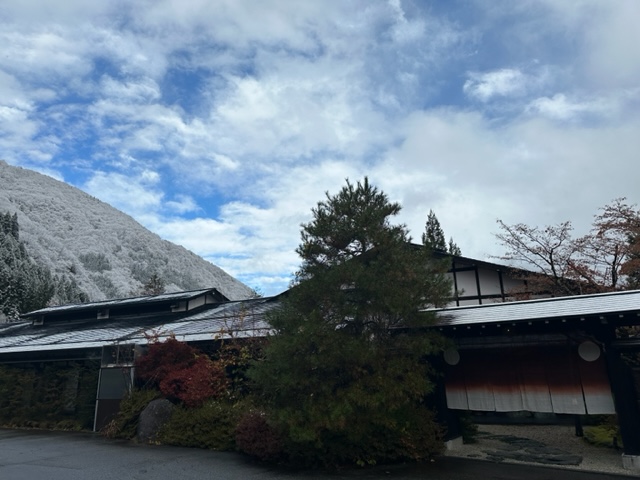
(271, 400), (444, 467)
(156, 399), (243, 450)
(102, 388), (160, 439)
(459, 412), (479, 444)
(583, 424), (622, 449)
(0, 360), (99, 430)
(250, 323), (446, 466)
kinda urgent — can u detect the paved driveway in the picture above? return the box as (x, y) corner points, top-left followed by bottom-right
(0, 428), (634, 480)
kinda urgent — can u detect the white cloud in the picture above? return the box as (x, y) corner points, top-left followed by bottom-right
(388, 0), (426, 44)
(129, 0), (328, 52)
(166, 195), (199, 214)
(464, 68), (531, 102)
(211, 153), (239, 171)
(0, 71), (60, 164)
(2, 0), (640, 296)
(372, 106), (640, 262)
(83, 171), (163, 216)
(120, 158), (363, 292)
(583, 1), (640, 89)
(149, 216), (243, 256)
(527, 93), (619, 121)
(0, 71), (34, 110)
(529, 1), (640, 90)
(0, 106), (37, 139)
(147, 206), (300, 285)
(209, 64), (386, 161)
(100, 76), (161, 104)
(0, 1), (116, 24)
(0, 28), (93, 85)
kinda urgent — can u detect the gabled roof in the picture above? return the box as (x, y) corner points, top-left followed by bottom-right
(432, 289), (640, 327)
(153, 297), (276, 343)
(432, 249), (527, 273)
(20, 288), (227, 319)
(0, 297), (278, 355)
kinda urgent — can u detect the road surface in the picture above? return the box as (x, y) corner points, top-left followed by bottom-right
(0, 428), (634, 480)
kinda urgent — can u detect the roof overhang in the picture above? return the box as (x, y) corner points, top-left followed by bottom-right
(20, 288), (228, 321)
(430, 289), (640, 330)
(0, 297), (278, 359)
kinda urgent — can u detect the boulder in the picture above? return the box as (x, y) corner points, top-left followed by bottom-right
(136, 398), (174, 443)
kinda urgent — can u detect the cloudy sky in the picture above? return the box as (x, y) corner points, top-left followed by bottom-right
(1, 1), (639, 295)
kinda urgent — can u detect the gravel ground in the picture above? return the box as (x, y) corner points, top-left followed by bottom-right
(443, 424), (634, 476)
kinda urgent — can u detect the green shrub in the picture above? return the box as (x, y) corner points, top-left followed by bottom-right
(0, 360), (99, 430)
(250, 323), (446, 466)
(215, 340), (265, 399)
(583, 424), (622, 449)
(102, 388), (160, 439)
(272, 402), (444, 467)
(156, 399), (243, 450)
(459, 412), (479, 444)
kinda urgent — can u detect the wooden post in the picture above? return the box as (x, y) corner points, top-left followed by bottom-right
(574, 415), (583, 437)
(605, 345), (640, 456)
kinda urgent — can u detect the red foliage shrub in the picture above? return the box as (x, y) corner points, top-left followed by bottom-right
(158, 356), (228, 408)
(135, 337), (228, 407)
(235, 411), (284, 462)
(135, 337), (199, 388)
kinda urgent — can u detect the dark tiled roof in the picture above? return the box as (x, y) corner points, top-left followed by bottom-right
(1, 297), (278, 354)
(20, 288), (224, 318)
(432, 289), (640, 327)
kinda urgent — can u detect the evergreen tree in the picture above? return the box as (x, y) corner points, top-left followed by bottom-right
(139, 272), (166, 296)
(0, 212), (54, 319)
(0, 211), (88, 319)
(422, 210), (446, 251)
(249, 178), (451, 465)
(422, 210), (461, 256)
(0, 213), (18, 241)
(9, 213), (18, 240)
(448, 237), (462, 256)
(52, 275), (89, 305)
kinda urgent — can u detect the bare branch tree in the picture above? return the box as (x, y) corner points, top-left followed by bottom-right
(495, 199), (640, 297)
(494, 220), (586, 296)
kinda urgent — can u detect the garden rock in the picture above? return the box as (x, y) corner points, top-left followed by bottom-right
(480, 433), (583, 466)
(137, 399), (174, 443)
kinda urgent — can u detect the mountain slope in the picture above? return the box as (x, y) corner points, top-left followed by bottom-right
(0, 161), (254, 302)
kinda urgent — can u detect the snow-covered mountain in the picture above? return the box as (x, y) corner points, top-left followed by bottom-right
(0, 161), (254, 302)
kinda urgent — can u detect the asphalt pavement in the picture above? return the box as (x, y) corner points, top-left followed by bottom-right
(0, 428), (635, 480)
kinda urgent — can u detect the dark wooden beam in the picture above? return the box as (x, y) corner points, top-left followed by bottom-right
(605, 345), (640, 455)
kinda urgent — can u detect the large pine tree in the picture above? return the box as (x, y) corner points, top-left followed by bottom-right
(249, 178), (451, 465)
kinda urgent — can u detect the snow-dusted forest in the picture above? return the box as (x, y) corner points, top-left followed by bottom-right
(0, 161), (254, 315)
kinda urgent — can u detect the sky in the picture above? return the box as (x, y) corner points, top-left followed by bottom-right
(1, 1), (639, 296)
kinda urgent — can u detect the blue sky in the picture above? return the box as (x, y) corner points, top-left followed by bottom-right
(2, 0), (639, 295)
